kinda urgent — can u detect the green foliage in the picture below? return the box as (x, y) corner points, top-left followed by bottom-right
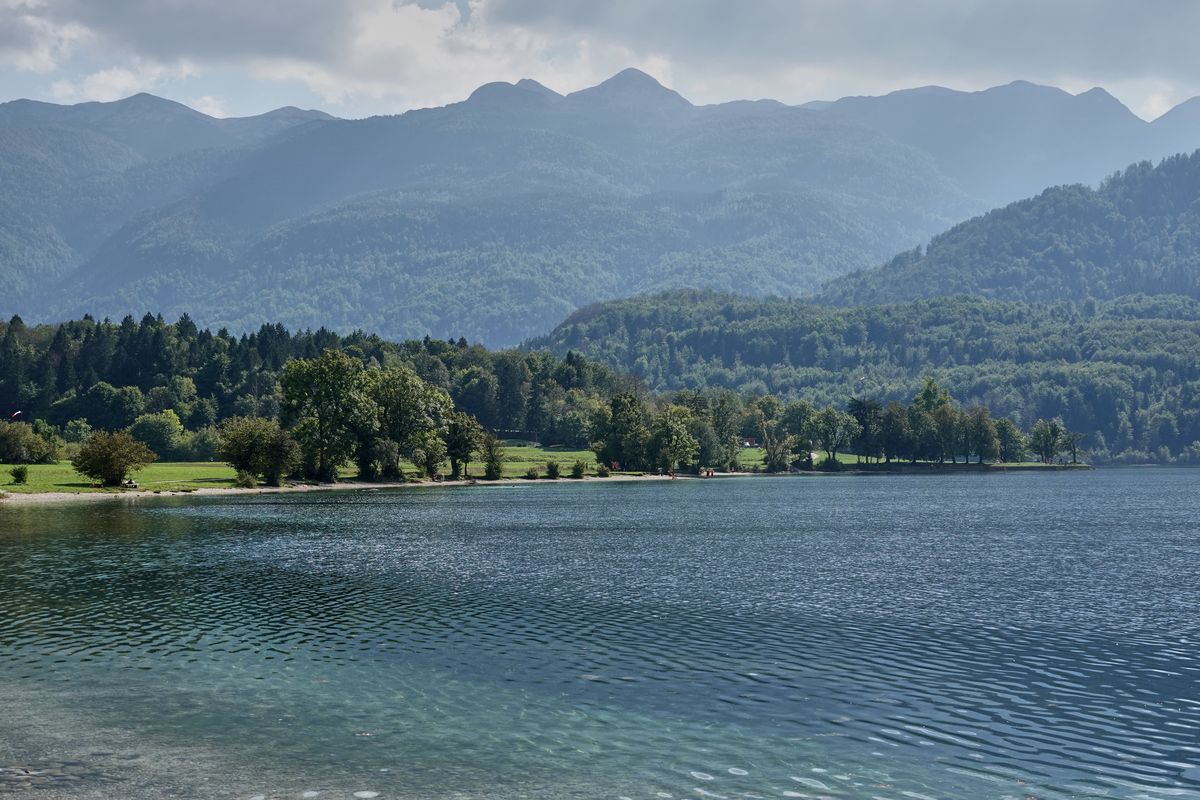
(523, 466), (540, 480)
(218, 416), (301, 487)
(233, 470), (258, 489)
(595, 463), (611, 477)
(822, 152), (1200, 306)
(570, 459), (587, 479)
(0, 420), (60, 464)
(280, 350), (367, 481)
(9, 465), (28, 484)
(534, 289), (1200, 462)
(545, 460), (561, 479)
(129, 409), (185, 459)
(445, 411), (483, 480)
(481, 433), (504, 480)
(650, 405), (700, 473)
(71, 430), (156, 486)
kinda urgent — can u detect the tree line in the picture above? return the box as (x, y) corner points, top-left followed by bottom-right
(532, 290), (1200, 464)
(0, 314), (1089, 485)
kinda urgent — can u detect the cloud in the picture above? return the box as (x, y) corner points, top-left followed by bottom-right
(49, 60), (193, 102)
(2, 0), (1199, 117)
(0, 0), (87, 72)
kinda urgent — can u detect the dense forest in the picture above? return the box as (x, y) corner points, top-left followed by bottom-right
(532, 290), (1200, 463)
(6, 72), (1200, 346)
(821, 151), (1200, 306)
(0, 313), (1085, 482)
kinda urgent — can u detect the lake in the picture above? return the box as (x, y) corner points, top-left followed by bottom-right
(1, 469), (1198, 799)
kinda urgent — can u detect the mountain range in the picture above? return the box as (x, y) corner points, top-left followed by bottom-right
(2, 70), (1199, 345)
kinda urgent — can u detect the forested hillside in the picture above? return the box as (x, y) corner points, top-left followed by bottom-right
(821, 152), (1200, 305)
(531, 290), (1200, 462)
(3, 72), (1200, 345)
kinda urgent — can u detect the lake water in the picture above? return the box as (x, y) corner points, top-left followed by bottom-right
(1, 470), (1199, 799)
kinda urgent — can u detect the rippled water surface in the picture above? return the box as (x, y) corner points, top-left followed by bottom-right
(2, 470), (1199, 799)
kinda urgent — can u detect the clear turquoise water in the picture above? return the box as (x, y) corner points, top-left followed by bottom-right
(1, 470), (1199, 799)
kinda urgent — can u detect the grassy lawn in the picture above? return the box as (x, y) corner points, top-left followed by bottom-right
(469, 442), (601, 479)
(0, 461), (239, 494)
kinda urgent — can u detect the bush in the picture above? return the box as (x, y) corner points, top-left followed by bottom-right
(71, 431), (156, 486)
(545, 460), (561, 479)
(523, 466), (540, 480)
(129, 410), (185, 459)
(0, 490), (8, 501)
(481, 433), (504, 480)
(181, 426), (221, 462)
(0, 420), (61, 464)
(570, 459), (587, 479)
(218, 417), (300, 486)
(595, 463), (611, 477)
(233, 470), (258, 489)
(9, 465), (29, 484)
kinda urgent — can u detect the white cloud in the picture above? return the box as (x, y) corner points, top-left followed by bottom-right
(50, 60), (192, 102)
(190, 94), (226, 117)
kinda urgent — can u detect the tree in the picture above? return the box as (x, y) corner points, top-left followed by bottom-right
(481, 433), (505, 480)
(218, 416), (301, 486)
(72, 431), (156, 486)
(932, 404), (961, 463)
(880, 402), (911, 463)
(650, 405), (700, 474)
(814, 407), (862, 466)
(848, 397), (883, 463)
(592, 393), (650, 471)
(1029, 418), (1064, 463)
(709, 390), (744, 471)
(1061, 430), (1086, 464)
(964, 405), (999, 464)
(410, 429), (447, 478)
(280, 350), (367, 481)
(994, 417), (1026, 463)
(782, 399), (816, 466)
(0, 421), (59, 464)
(758, 417), (796, 473)
(444, 411), (483, 479)
(130, 409), (185, 459)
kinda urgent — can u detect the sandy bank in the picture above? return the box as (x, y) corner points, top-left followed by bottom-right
(0, 472), (708, 506)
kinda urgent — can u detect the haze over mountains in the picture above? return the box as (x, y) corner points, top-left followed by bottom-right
(2, 70), (1199, 345)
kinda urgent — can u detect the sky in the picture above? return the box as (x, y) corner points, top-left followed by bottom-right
(1, 0), (1198, 120)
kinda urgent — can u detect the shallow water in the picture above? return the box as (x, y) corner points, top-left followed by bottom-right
(1, 469), (1199, 799)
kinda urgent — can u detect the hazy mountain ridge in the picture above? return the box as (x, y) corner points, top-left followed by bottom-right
(819, 150), (1200, 306)
(3, 71), (1200, 345)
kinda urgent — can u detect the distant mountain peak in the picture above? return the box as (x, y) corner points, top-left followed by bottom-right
(465, 80), (559, 109)
(566, 68), (692, 110)
(515, 78), (562, 98)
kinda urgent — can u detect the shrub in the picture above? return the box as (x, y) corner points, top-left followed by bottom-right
(482, 433), (504, 480)
(233, 470), (258, 489)
(9, 465), (29, 484)
(218, 417), (301, 486)
(0, 490), (8, 501)
(523, 466), (540, 480)
(129, 410), (185, 459)
(595, 463), (610, 477)
(71, 431), (156, 486)
(545, 460), (561, 479)
(63, 418), (92, 443)
(0, 420), (61, 464)
(570, 459), (587, 479)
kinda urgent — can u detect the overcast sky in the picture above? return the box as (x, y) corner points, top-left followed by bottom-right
(2, 0), (1198, 120)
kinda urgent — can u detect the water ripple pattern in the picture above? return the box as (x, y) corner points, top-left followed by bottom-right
(1, 469), (1198, 799)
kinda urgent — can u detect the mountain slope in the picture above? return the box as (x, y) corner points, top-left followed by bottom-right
(820, 151), (1200, 306)
(29, 71), (968, 345)
(529, 289), (1200, 461)
(3, 74), (1200, 345)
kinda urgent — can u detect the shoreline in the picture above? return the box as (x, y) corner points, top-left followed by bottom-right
(0, 463), (1096, 507)
(0, 472), (691, 506)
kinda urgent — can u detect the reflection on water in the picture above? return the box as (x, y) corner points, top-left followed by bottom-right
(1, 470), (1199, 799)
